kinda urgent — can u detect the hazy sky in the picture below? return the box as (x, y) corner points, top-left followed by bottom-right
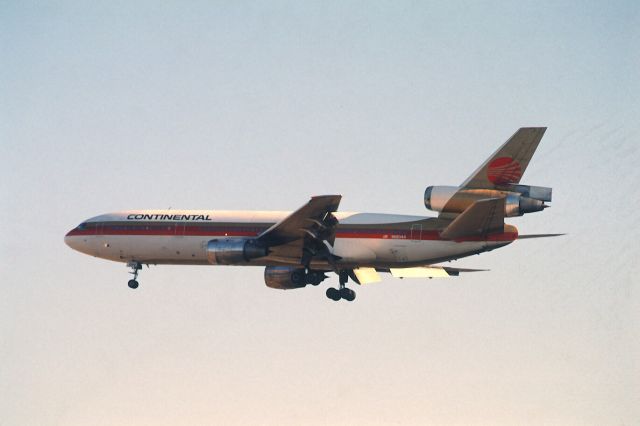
(1, 1), (639, 425)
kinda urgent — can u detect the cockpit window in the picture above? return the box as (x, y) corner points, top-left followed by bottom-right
(78, 222), (88, 230)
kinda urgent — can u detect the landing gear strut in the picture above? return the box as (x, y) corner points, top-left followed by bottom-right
(127, 261), (142, 289)
(326, 270), (356, 302)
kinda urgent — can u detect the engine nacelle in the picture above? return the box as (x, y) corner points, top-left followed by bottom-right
(425, 185), (548, 217)
(264, 266), (307, 290)
(502, 184), (552, 202)
(503, 193), (547, 217)
(424, 186), (459, 212)
(206, 238), (268, 265)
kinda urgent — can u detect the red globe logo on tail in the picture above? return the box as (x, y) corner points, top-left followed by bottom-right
(487, 157), (522, 185)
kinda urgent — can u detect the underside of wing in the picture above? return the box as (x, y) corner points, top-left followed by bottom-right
(348, 265), (487, 284)
(383, 266), (487, 277)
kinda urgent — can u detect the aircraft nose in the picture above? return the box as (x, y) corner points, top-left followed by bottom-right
(64, 229), (78, 249)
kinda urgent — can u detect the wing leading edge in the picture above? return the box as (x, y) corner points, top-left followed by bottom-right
(258, 195), (341, 246)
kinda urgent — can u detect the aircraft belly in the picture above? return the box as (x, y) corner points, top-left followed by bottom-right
(332, 238), (487, 264)
(83, 235), (209, 263)
(77, 234), (491, 266)
(404, 240), (486, 262)
(332, 238), (377, 262)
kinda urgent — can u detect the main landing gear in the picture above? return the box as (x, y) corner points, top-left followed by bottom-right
(326, 270), (356, 302)
(127, 261), (142, 289)
(305, 270), (326, 286)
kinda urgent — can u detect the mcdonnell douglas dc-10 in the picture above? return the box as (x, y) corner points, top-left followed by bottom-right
(65, 128), (560, 302)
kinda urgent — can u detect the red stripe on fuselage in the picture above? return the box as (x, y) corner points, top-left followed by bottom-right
(65, 224), (518, 242)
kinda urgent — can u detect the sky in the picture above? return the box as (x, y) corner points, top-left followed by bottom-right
(1, 1), (639, 425)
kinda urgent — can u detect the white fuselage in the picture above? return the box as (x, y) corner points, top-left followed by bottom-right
(65, 210), (516, 268)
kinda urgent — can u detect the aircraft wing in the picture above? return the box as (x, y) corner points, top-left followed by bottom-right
(350, 265), (487, 284)
(257, 195), (342, 247)
(385, 266), (487, 278)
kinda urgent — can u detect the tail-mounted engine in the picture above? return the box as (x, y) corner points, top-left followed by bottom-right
(425, 184), (552, 217)
(206, 238), (268, 265)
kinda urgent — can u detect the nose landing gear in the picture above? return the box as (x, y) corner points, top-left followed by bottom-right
(127, 261), (142, 289)
(325, 270), (356, 302)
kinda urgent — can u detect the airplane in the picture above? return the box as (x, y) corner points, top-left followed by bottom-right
(65, 127), (561, 302)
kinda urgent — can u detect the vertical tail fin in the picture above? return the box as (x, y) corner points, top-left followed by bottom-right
(461, 127), (547, 189)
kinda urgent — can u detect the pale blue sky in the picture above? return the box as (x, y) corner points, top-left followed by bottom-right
(1, 1), (639, 425)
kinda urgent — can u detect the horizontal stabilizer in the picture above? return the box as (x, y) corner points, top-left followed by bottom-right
(441, 266), (489, 275)
(517, 233), (565, 239)
(440, 197), (505, 240)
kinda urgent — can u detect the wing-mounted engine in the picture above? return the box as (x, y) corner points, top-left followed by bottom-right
(264, 266), (306, 289)
(206, 238), (268, 265)
(264, 266), (327, 289)
(425, 184), (551, 217)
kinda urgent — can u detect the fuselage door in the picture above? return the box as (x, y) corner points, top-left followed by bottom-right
(410, 224), (422, 241)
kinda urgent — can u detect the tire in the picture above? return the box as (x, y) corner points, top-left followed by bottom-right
(340, 288), (355, 301)
(308, 272), (323, 286)
(345, 289), (356, 302)
(128, 279), (139, 289)
(326, 288), (340, 301)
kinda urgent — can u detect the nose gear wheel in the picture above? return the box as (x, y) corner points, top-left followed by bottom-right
(127, 261), (142, 289)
